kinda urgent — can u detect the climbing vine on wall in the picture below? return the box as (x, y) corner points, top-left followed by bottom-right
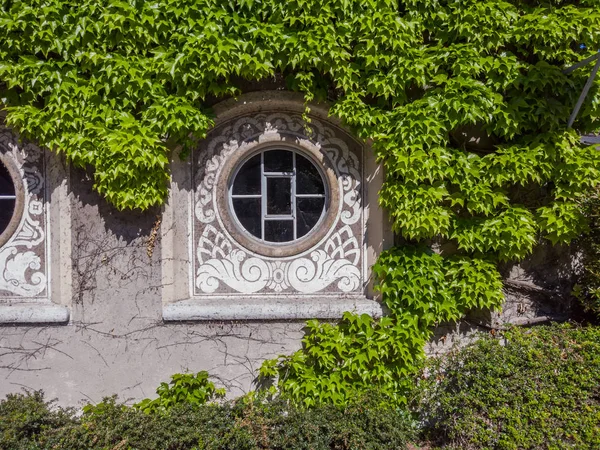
(260, 247), (505, 406)
(2, 0), (600, 404)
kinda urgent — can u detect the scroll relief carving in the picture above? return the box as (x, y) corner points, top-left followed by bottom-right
(0, 131), (47, 298)
(193, 114), (364, 296)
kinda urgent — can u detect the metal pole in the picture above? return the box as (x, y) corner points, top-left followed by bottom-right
(563, 52), (600, 75)
(567, 52), (600, 128)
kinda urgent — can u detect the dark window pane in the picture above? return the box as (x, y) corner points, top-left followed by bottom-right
(0, 200), (15, 234)
(265, 220), (294, 242)
(232, 198), (261, 238)
(266, 177), (291, 215)
(296, 155), (324, 195)
(0, 163), (15, 196)
(264, 150), (292, 173)
(297, 198), (325, 238)
(232, 154), (261, 195)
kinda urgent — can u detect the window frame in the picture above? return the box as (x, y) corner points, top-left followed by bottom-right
(160, 91), (389, 321)
(0, 130), (71, 324)
(229, 146), (328, 245)
(215, 141), (341, 258)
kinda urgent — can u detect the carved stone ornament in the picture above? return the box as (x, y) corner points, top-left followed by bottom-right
(0, 131), (48, 299)
(192, 113), (365, 298)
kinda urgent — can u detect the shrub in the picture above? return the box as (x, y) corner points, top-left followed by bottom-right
(42, 397), (233, 450)
(0, 390), (76, 450)
(228, 393), (417, 450)
(417, 324), (600, 449)
(134, 371), (226, 413)
(0, 391), (416, 450)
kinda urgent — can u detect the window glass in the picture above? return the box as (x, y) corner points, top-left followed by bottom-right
(264, 149), (293, 173)
(0, 163), (15, 195)
(0, 162), (16, 236)
(230, 149), (326, 244)
(232, 198), (262, 239)
(232, 154), (261, 195)
(266, 177), (291, 215)
(264, 220), (294, 242)
(297, 197), (326, 238)
(296, 155), (325, 195)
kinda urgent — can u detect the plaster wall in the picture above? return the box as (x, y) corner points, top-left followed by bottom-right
(0, 165), (309, 405)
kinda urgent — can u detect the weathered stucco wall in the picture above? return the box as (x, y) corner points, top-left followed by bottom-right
(0, 170), (309, 404)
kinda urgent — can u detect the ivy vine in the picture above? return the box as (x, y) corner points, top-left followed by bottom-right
(1, 0), (600, 405)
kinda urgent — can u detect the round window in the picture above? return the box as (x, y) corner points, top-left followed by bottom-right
(229, 149), (327, 243)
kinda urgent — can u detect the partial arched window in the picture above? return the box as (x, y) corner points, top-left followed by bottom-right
(0, 156), (22, 246)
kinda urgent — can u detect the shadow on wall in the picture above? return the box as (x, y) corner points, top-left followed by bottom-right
(494, 241), (579, 325)
(68, 166), (162, 311)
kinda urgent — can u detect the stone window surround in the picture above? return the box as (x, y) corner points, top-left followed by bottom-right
(0, 129), (71, 324)
(195, 116), (364, 297)
(161, 92), (391, 321)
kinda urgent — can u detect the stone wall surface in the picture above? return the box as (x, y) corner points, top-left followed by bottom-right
(0, 92), (385, 406)
(426, 243), (578, 356)
(0, 165), (577, 406)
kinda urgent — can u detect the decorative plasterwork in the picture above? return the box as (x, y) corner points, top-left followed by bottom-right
(0, 131), (48, 299)
(192, 113), (364, 298)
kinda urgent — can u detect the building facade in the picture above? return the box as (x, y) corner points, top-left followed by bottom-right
(0, 92), (574, 405)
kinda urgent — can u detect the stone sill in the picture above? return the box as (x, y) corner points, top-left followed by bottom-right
(163, 296), (383, 321)
(0, 303), (70, 324)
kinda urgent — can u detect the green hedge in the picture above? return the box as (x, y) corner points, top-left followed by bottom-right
(417, 324), (600, 449)
(0, 392), (416, 450)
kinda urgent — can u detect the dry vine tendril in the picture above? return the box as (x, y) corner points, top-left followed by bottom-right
(1, 0), (600, 405)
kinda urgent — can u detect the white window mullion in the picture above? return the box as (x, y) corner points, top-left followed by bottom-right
(231, 194), (262, 199)
(292, 151), (297, 240)
(261, 152), (266, 241)
(264, 215), (294, 220)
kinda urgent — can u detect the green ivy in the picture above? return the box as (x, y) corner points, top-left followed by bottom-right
(1, 0), (600, 405)
(134, 372), (225, 413)
(1, 1), (599, 211)
(260, 247), (504, 406)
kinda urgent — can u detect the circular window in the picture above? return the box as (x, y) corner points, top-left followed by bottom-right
(230, 149), (326, 243)
(0, 156), (23, 247)
(216, 144), (341, 258)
